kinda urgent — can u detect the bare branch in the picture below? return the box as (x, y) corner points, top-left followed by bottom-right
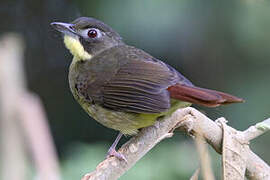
(243, 118), (270, 142)
(18, 93), (61, 180)
(220, 119), (247, 180)
(0, 34), (61, 180)
(81, 107), (270, 180)
(189, 168), (200, 180)
(0, 34), (28, 180)
(195, 137), (215, 180)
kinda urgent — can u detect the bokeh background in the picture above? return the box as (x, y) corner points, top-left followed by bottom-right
(0, 0), (270, 179)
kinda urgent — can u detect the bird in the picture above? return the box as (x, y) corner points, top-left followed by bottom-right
(51, 17), (243, 161)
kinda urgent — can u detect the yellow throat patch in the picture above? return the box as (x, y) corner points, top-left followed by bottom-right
(63, 35), (92, 60)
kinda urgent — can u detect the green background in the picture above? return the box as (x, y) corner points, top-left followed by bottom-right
(0, 0), (269, 179)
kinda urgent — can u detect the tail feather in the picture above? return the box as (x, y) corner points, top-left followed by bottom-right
(167, 84), (244, 107)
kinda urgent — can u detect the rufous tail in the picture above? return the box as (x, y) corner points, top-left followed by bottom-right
(167, 84), (244, 107)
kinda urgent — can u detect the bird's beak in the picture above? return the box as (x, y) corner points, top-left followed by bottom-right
(50, 22), (77, 35)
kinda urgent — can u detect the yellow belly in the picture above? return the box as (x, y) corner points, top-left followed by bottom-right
(78, 97), (191, 135)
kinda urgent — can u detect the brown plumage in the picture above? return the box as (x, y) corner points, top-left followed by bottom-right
(51, 17), (244, 160)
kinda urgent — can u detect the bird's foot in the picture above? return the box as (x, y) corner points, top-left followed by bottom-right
(106, 147), (127, 162)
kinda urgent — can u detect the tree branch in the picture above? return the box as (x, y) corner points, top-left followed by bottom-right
(0, 33), (27, 180)
(81, 107), (270, 180)
(242, 118), (270, 142)
(0, 34), (61, 180)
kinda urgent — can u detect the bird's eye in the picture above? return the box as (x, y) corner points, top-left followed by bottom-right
(79, 28), (102, 40)
(88, 29), (98, 38)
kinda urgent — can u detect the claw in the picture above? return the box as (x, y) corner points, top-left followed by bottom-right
(105, 132), (127, 162)
(106, 148), (127, 162)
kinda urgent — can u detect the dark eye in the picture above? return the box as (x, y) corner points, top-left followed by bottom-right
(88, 29), (97, 38)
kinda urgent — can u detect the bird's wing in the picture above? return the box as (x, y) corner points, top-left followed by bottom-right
(75, 45), (193, 113)
(99, 59), (180, 113)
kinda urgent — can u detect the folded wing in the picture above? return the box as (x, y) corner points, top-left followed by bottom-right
(101, 59), (179, 113)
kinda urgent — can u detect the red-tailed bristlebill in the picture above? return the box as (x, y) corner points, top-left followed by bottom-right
(51, 17), (243, 161)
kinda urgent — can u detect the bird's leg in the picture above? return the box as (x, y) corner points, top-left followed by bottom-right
(106, 132), (127, 162)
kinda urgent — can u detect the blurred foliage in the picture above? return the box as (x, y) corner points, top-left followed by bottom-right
(0, 0), (269, 179)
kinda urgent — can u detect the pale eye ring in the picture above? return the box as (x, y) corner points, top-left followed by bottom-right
(78, 28), (102, 39)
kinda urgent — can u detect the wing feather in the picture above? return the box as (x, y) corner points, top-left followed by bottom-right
(76, 46), (192, 114)
(100, 59), (178, 113)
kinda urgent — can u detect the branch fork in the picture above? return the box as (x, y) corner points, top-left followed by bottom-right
(82, 107), (270, 180)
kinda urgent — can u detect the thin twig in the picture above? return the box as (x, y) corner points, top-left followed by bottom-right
(243, 118), (270, 142)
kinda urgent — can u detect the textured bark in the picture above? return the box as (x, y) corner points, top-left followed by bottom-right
(81, 107), (270, 180)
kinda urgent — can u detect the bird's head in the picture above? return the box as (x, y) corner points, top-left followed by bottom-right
(51, 17), (123, 60)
